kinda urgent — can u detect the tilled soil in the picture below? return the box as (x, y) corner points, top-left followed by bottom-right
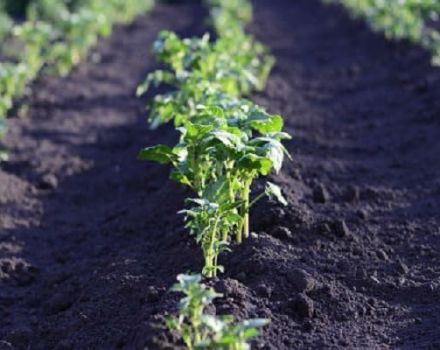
(1, 0), (440, 349)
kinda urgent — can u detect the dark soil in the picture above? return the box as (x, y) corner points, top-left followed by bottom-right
(1, 0), (440, 349)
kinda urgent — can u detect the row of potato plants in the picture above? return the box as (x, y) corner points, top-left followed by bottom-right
(0, 0), (155, 158)
(137, 0), (291, 348)
(323, 0), (440, 65)
(137, 0), (290, 279)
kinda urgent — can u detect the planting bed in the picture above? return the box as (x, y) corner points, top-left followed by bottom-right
(1, 0), (440, 349)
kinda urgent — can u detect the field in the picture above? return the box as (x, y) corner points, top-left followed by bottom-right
(1, 0), (440, 349)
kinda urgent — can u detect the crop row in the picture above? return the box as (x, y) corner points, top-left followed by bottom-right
(0, 0), (155, 158)
(137, 0), (292, 348)
(323, 0), (440, 65)
(138, 0), (291, 279)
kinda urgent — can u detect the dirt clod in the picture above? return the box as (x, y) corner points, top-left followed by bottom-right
(376, 249), (390, 261)
(332, 220), (350, 238)
(38, 173), (59, 190)
(356, 209), (368, 220)
(397, 260), (409, 275)
(272, 226), (293, 240)
(45, 291), (74, 314)
(344, 185), (360, 202)
(6, 327), (32, 348)
(0, 341), (13, 350)
(287, 268), (316, 293)
(290, 293), (314, 319)
(256, 284), (272, 298)
(146, 286), (162, 303)
(313, 184), (330, 203)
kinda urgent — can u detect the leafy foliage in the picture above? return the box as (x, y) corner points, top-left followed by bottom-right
(0, 0), (155, 154)
(138, 0), (291, 277)
(167, 274), (269, 350)
(137, 29), (274, 129)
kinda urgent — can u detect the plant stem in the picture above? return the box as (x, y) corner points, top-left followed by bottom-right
(242, 179), (252, 240)
(192, 149), (200, 195)
(236, 179), (252, 243)
(204, 252), (215, 278)
(236, 223), (243, 244)
(214, 253), (218, 276)
(249, 191), (266, 208)
(204, 217), (219, 278)
(191, 310), (201, 349)
(243, 210), (249, 239)
(222, 228), (228, 242)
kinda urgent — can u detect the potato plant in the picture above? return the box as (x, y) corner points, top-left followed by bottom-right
(137, 30), (274, 129)
(138, 0), (291, 277)
(0, 0), (155, 150)
(167, 274), (269, 350)
(27, 0), (155, 76)
(140, 104), (290, 276)
(206, 0), (253, 31)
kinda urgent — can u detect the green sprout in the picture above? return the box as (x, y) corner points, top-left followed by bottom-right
(167, 274), (269, 349)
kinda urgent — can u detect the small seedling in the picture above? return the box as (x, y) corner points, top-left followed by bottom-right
(167, 274), (269, 349)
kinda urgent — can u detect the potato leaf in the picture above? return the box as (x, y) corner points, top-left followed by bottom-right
(202, 176), (230, 203)
(210, 130), (242, 149)
(185, 122), (214, 140)
(248, 112), (284, 134)
(265, 181), (288, 206)
(136, 70), (175, 96)
(237, 154), (273, 175)
(170, 169), (192, 187)
(138, 145), (176, 164)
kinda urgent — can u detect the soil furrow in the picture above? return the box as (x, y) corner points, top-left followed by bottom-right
(236, 0), (440, 348)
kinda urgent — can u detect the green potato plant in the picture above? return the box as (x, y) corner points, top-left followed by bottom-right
(0, 63), (29, 129)
(13, 21), (53, 81)
(139, 104), (290, 276)
(178, 181), (287, 277)
(0, 0), (155, 152)
(27, 0), (154, 76)
(137, 29), (274, 129)
(138, 0), (291, 278)
(138, 0), (277, 346)
(167, 274), (269, 349)
(179, 199), (237, 277)
(206, 0), (253, 36)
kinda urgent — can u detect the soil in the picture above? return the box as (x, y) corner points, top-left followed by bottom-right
(1, 0), (440, 349)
